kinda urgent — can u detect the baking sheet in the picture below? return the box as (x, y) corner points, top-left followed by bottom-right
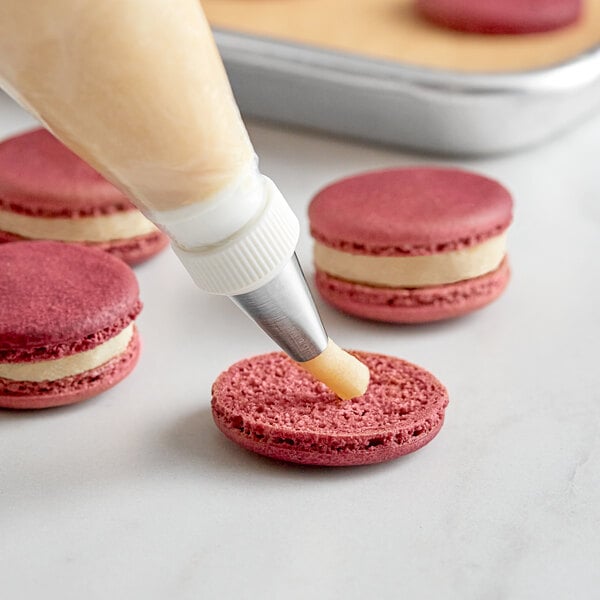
(205, 0), (600, 72)
(206, 0), (600, 154)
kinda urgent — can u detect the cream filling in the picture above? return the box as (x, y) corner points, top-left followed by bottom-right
(0, 0), (255, 212)
(0, 208), (158, 242)
(314, 233), (506, 288)
(0, 324), (134, 382)
(300, 338), (370, 401)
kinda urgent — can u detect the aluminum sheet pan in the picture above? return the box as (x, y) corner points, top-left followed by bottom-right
(215, 30), (600, 155)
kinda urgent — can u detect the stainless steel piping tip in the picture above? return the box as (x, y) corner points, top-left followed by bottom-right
(230, 253), (328, 362)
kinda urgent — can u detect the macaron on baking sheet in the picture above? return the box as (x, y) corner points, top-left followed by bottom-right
(204, 0), (600, 153)
(1, 87), (600, 597)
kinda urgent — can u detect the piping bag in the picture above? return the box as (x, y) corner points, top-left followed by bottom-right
(0, 0), (369, 400)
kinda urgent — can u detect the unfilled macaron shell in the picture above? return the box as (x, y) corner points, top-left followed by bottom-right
(416, 0), (582, 34)
(212, 351), (449, 466)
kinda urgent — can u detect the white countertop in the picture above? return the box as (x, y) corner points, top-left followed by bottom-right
(1, 91), (599, 600)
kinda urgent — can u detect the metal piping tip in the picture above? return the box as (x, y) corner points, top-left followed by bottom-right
(230, 253), (328, 362)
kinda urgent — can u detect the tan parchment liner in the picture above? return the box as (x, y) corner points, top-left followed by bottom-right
(205, 0), (600, 72)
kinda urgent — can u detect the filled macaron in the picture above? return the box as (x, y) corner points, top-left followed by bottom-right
(212, 351), (449, 466)
(0, 128), (168, 265)
(309, 167), (512, 323)
(0, 241), (142, 409)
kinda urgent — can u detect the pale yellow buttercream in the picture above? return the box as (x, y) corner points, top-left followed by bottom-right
(314, 233), (507, 288)
(0, 324), (134, 382)
(300, 339), (370, 401)
(0, 208), (158, 242)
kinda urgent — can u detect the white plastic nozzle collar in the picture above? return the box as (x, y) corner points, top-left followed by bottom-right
(169, 175), (299, 296)
(144, 165), (265, 249)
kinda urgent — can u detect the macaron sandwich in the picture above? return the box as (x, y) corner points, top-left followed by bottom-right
(0, 241), (142, 409)
(309, 167), (513, 323)
(0, 128), (168, 265)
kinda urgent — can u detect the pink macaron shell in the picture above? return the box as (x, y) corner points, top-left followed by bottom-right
(0, 128), (133, 217)
(0, 230), (21, 244)
(315, 257), (510, 323)
(0, 228), (170, 267)
(309, 167), (512, 256)
(0, 241), (141, 361)
(416, 0), (581, 35)
(95, 230), (170, 266)
(0, 328), (140, 410)
(212, 351), (449, 466)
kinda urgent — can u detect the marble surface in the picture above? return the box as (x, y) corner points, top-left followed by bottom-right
(0, 91), (599, 600)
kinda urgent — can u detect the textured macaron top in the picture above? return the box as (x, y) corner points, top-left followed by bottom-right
(0, 241), (141, 362)
(309, 167), (513, 256)
(212, 351), (448, 448)
(0, 128), (135, 217)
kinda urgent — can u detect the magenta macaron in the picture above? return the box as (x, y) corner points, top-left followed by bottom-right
(212, 351), (449, 466)
(309, 167), (513, 323)
(0, 128), (168, 265)
(416, 0), (581, 34)
(0, 241), (142, 409)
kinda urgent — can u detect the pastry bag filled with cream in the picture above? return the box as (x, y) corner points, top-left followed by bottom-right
(0, 0), (369, 399)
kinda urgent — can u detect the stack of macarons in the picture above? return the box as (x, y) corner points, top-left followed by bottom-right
(0, 128), (168, 265)
(309, 167), (513, 323)
(0, 241), (143, 409)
